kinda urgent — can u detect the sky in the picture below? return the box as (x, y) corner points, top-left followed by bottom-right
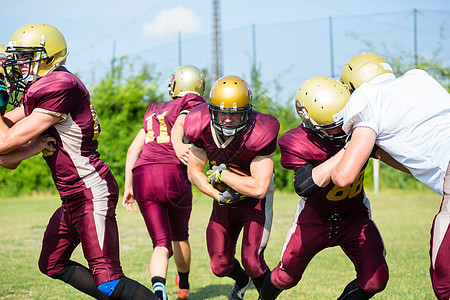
(1, 0), (450, 98)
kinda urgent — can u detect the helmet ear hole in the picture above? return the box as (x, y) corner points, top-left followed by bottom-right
(295, 76), (350, 140)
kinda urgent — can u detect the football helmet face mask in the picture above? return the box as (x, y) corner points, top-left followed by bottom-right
(209, 75), (253, 137)
(295, 76), (350, 140)
(3, 23), (68, 86)
(340, 52), (393, 93)
(168, 65), (205, 99)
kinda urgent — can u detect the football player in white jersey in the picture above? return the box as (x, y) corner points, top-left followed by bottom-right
(331, 52), (450, 300)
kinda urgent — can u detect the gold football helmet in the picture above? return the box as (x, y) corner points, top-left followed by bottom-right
(340, 52), (393, 93)
(168, 65), (205, 99)
(4, 23), (68, 84)
(295, 76), (350, 140)
(209, 75), (253, 136)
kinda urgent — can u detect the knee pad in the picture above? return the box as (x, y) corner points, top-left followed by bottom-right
(50, 261), (82, 282)
(98, 278), (121, 296)
(110, 277), (138, 300)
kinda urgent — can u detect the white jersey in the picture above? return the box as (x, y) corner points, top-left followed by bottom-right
(343, 69), (450, 195)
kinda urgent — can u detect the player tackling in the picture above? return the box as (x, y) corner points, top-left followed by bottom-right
(0, 23), (157, 299)
(259, 76), (388, 300)
(331, 52), (450, 299)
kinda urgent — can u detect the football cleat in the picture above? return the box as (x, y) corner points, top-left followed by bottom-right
(229, 277), (251, 300)
(175, 274), (190, 299)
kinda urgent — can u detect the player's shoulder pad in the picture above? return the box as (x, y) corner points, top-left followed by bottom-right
(184, 102), (210, 143)
(278, 124), (318, 156)
(29, 67), (78, 96)
(245, 111), (280, 152)
(182, 93), (206, 103)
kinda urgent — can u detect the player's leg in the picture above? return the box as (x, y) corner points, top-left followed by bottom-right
(173, 240), (191, 299)
(260, 199), (323, 300)
(239, 189), (275, 293)
(76, 173), (156, 299)
(134, 164), (188, 300)
(39, 207), (108, 299)
(135, 199), (171, 300)
(239, 201), (270, 292)
(430, 162), (450, 300)
(339, 210), (388, 299)
(167, 166), (193, 299)
(206, 202), (248, 297)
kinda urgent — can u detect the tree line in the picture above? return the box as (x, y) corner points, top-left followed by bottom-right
(1, 52), (447, 197)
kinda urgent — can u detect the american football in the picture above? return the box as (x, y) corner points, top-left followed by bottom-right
(213, 165), (251, 192)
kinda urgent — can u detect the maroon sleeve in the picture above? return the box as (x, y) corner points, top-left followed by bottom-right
(246, 112), (280, 156)
(28, 70), (80, 114)
(278, 125), (340, 170)
(180, 93), (206, 112)
(184, 103), (210, 147)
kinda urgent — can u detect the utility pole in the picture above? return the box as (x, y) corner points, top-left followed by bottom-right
(212, 0), (223, 82)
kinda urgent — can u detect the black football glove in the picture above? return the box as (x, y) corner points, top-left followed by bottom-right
(0, 78), (9, 115)
(218, 187), (246, 205)
(207, 163), (227, 184)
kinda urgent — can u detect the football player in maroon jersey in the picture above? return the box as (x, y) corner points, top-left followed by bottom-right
(0, 23), (157, 300)
(185, 75), (280, 300)
(122, 65), (206, 300)
(259, 76), (388, 299)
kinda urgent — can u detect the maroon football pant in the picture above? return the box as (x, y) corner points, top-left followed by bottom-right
(132, 164), (192, 256)
(271, 199), (388, 293)
(431, 162), (450, 300)
(206, 195), (273, 279)
(38, 172), (124, 286)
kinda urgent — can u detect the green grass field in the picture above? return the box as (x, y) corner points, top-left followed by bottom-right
(0, 189), (441, 299)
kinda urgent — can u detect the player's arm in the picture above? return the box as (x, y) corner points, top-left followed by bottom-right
(0, 135), (56, 169)
(221, 154), (274, 199)
(293, 148), (346, 196)
(188, 144), (221, 201)
(372, 147), (411, 174)
(122, 129), (145, 212)
(3, 104), (26, 127)
(331, 126), (375, 187)
(0, 110), (61, 154)
(172, 113), (191, 165)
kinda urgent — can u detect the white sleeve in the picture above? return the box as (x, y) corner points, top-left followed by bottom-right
(342, 89), (379, 135)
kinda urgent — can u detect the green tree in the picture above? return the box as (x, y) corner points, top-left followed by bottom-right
(91, 56), (164, 190)
(249, 63), (299, 191)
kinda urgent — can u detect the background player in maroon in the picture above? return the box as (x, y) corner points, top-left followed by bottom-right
(0, 23), (157, 299)
(122, 65), (206, 300)
(185, 75), (280, 300)
(258, 76), (388, 299)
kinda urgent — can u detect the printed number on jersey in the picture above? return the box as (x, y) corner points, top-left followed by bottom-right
(326, 169), (364, 201)
(145, 111), (170, 144)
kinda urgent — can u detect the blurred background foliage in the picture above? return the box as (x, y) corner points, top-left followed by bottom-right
(0, 48), (447, 197)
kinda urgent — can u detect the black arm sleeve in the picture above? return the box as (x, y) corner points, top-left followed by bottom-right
(294, 164), (320, 197)
(369, 144), (380, 158)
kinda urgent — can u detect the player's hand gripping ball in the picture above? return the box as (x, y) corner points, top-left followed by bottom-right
(207, 163), (226, 184)
(218, 187), (246, 205)
(208, 164), (251, 193)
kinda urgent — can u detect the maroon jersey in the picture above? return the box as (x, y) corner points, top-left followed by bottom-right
(23, 67), (110, 197)
(184, 103), (279, 173)
(134, 93), (205, 169)
(278, 124), (366, 213)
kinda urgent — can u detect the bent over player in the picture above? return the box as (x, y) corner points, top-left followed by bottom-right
(0, 23), (157, 299)
(123, 65), (206, 300)
(332, 52), (450, 299)
(185, 75), (279, 299)
(259, 76), (388, 300)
